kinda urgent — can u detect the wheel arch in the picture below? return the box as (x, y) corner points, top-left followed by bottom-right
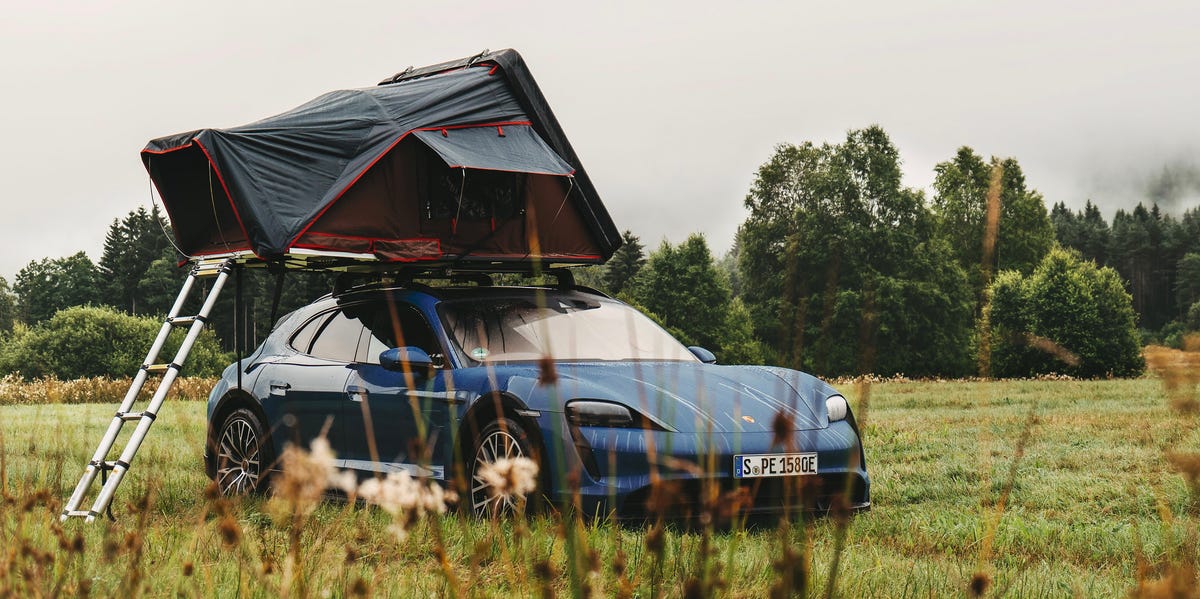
(454, 391), (550, 502)
(206, 389), (272, 479)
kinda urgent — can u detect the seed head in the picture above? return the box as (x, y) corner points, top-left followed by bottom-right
(968, 572), (990, 598)
(477, 457), (539, 501)
(771, 410), (794, 447)
(538, 354), (558, 384)
(218, 514), (242, 547)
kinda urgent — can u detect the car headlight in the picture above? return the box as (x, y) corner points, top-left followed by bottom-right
(566, 400), (665, 430)
(826, 395), (848, 422)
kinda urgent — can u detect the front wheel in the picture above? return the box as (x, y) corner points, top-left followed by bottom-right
(469, 417), (537, 517)
(214, 408), (270, 495)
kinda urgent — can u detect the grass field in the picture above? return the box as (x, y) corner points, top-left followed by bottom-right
(2, 376), (1198, 597)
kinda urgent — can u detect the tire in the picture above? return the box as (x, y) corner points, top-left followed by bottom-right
(468, 417), (537, 517)
(214, 408), (270, 495)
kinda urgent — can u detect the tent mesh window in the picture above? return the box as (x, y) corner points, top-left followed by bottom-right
(425, 166), (526, 224)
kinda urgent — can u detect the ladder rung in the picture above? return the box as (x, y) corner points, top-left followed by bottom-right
(117, 411), (155, 422)
(143, 363), (180, 375)
(193, 260), (232, 277)
(167, 315), (204, 327)
(90, 459), (129, 471)
(62, 510), (96, 519)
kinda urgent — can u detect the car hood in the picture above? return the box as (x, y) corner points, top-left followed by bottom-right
(545, 362), (837, 434)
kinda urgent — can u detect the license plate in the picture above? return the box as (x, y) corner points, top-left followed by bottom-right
(734, 453), (818, 478)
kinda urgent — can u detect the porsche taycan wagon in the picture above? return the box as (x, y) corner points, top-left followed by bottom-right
(204, 278), (870, 519)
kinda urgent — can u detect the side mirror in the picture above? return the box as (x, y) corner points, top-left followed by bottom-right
(380, 346), (434, 372)
(688, 346), (717, 364)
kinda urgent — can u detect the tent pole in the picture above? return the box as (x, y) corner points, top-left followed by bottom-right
(269, 268), (286, 328)
(235, 266), (243, 391)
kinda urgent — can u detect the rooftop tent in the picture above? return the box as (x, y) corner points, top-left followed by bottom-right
(141, 49), (621, 269)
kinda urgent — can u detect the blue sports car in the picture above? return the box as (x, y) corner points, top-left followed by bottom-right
(205, 276), (870, 519)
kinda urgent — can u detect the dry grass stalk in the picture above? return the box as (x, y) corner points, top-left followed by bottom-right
(977, 162), (1003, 378)
(1134, 337), (1200, 595)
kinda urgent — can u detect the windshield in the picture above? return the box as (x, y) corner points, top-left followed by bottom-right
(440, 295), (698, 363)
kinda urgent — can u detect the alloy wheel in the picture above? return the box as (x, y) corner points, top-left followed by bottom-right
(216, 415), (262, 495)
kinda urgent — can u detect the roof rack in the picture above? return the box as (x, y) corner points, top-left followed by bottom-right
(331, 266), (581, 297)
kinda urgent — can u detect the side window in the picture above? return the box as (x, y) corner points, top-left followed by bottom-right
(360, 302), (444, 366)
(308, 310), (367, 362)
(289, 312), (332, 354)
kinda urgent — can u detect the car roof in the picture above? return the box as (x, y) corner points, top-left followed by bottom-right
(315, 283), (609, 308)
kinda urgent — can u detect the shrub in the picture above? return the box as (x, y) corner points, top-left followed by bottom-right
(0, 306), (230, 380)
(985, 248), (1144, 378)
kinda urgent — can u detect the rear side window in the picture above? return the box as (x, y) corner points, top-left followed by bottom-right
(289, 312), (332, 354)
(308, 310), (367, 362)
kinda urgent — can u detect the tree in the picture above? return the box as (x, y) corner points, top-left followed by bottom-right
(136, 246), (188, 315)
(994, 158), (1055, 275)
(719, 235), (743, 299)
(738, 126), (975, 376)
(630, 235), (732, 356)
(98, 205), (174, 314)
(1107, 203), (1186, 330)
(1177, 253), (1200, 318)
(986, 248), (1143, 378)
(602, 230), (645, 296)
(13, 252), (102, 324)
(0, 276), (15, 334)
(931, 148), (1055, 297)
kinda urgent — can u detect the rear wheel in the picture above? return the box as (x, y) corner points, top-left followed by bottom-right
(214, 408), (270, 495)
(470, 417), (536, 517)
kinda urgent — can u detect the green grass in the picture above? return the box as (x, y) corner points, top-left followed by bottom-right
(1, 378), (1195, 597)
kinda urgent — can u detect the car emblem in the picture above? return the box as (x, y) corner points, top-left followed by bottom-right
(741, 415), (755, 424)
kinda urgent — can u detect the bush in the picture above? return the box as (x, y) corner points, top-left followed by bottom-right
(0, 306), (230, 380)
(985, 248), (1144, 378)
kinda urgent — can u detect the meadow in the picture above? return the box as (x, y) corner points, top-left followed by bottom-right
(2, 374), (1198, 597)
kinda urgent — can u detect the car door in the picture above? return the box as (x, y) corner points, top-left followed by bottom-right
(262, 308), (362, 459)
(342, 299), (457, 481)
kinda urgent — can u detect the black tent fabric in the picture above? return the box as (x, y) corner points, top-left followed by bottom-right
(142, 49), (620, 267)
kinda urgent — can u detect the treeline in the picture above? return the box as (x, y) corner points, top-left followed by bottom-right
(0, 126), (1190, 379)
(0, 206), (335, 378)
(1051, 200), (1200, 343)
(604, 127), (1173, 378)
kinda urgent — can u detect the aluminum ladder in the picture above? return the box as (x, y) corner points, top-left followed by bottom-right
(61, 257), (235, 522)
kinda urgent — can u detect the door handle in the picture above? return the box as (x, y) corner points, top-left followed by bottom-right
(347, 385), (368, 403)
(269, 381), (291, 394)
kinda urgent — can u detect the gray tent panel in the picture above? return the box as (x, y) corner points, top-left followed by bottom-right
(413, 125), (574, 176)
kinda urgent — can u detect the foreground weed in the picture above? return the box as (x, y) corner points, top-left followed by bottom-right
(1135, 342), (1200, 598)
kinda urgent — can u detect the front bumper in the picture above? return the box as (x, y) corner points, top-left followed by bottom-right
(550, 422), (870, 520)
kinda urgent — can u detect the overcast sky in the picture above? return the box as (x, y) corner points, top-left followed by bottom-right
(2, 1), (1199, 281)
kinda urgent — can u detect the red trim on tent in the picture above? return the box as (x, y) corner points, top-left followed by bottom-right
(302, 231), (441, 244)
(193, 139), (259, 258)
(413, 120), (532, 133)
(141, 142), (196, 155)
